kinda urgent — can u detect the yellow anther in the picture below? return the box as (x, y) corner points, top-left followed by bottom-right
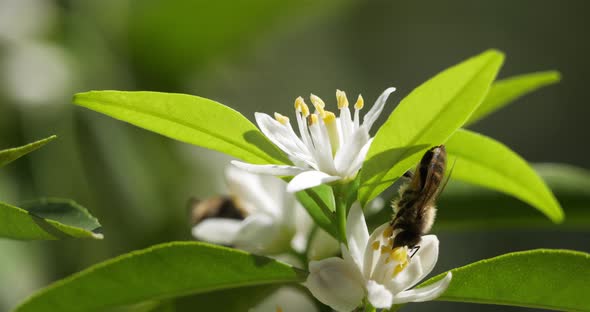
(310, 94), (327, 117)
(354, 94), (364, 110)
(380, 245), (393, 255)
(382, 226), (393, 238)
(393, 262), (408, 276)
(336, 89), (349, 109)
(371, 241), (380, 250)
(308, 114), (318, 126)
(274, 112), (289, 125)
(294, 96), (310, 117)
(323, 111), (336, 124)
(391, 247), (408, 263)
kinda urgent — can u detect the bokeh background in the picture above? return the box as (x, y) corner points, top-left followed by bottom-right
(0, 0), (589, 311)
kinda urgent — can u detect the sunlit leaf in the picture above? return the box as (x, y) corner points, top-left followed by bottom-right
(446, 129), (563, 222)
(420, 249), (590, 311)
(466, 71), (561, 125)
(74, 91), (289, 165)
(359, 50), (504, 206)
(14, 242), (305, 312)
(296, 185), (338, 239)
(0, 198), (102, 240)
(0, 135), (56, 168)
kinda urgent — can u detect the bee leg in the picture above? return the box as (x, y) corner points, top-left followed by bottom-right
(402, 170), (414, 180)
(409, 245), (420, 258)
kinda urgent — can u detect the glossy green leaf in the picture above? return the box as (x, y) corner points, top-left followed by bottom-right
(296, 185), (338, 239)
(446, 129), (563, 222)
(14, 242), (305, 312)
(74, 91), (289, 165)
(0, 135), (56, 168)
(0, 198), (102, 240)
(367, 163), (590, 231)
(173, 285), (278, 312)
(359, 50), (505, 206)
(421, 249), (590, 311)
(466, 71), (561, 125)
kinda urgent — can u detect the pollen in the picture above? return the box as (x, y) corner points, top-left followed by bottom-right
(382, 226), (393, 238)
(391, 247), (408, 263)
(393, 261), (408, 276)
(336, 89), (349, 109)
(308, 114), (318, 126)
(310, 94), (327, 117)
(274, 112), (290, 125)
(371, 241), (380, 250)
(294, 96), (310, 117)
(323, 111), (336, 124)
(354, 94), (364, 110)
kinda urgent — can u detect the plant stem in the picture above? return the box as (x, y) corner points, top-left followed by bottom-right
(333, 184), (348, 246)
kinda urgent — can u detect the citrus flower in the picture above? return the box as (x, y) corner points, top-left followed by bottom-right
(192, 166), (337, 256)
(232, 88), (396, 192)
(304, 203), (452, 311)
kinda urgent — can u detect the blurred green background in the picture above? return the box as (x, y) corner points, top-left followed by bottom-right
(0, 0), (589, 311)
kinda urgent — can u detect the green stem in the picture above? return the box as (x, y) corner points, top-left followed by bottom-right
(333, 184), (348, 246)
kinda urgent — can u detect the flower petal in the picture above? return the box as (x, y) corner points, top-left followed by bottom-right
(362, 87), (396, 131)
(286, 171), (340, 193)
(393, 272), (452, 304)
(305, 258), (365, 312)
(250, 286), (319, 312)
(363, 223), (389, 279)
(255, 112), (315, 165)
(191, 218), (242, 245)
(333, 129), (370, 177)
(233, 214), (291, 254)
(231, 160), (307, 176)
(342, 136), (372, 178)
(407, 235), (440, 288)
(345, 202), (370, 269)
(366, 280), (394, 309)
(225, 166), (281, 217)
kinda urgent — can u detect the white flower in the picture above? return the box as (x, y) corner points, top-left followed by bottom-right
(249, 286), (318, 312)
(304, 203), (452, 311)
(232, 88), (396, 193)
(192, 166), (337, 257)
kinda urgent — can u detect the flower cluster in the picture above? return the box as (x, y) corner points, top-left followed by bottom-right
(193, 88), (451, 311)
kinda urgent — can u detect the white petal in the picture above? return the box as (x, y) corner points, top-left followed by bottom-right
(233, 214), (291, 254)
(345, 202), (370, 269)
(286, 171), (340, 193)
(250, 286), (319, 312)
(393, 272), (452, 304)
(366, 280), (394, 309)
(362, 223), (389, 279)
(363, 87), (396, 131)
(255, 113), (314, 164)
(386, 255), (424, 294)
(305, 258), (365, 312)
(191, 218), (242, 245)
(231, 160), (307, 176)
(405, 235), (440, 289)
(333, 129), (370, 177)
(225, 166), (281, 217)
(307, 229), (340, 260)
(308, 119), (337, 173)
(342, 136), (373, 178)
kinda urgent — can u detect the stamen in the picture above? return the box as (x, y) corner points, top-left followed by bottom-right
(294, 96), (310, 117)
(371, 241), (380, 250)
(310, 94), (326, 117)
(274, 112), (289, 125)
(380, 245), (393, 255)
(323, 111), (340, 155)
(391, 247), (408, 262)
(354, 94), (364, 110)
(382, 226), (393, 238)
(336, 89), (349, 109)
(308, 114), (318, 126)
(393, 262), (408, 276)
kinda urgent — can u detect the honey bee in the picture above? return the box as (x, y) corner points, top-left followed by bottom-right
(389, 145), (448, 251)
(188, 196), (247, 226)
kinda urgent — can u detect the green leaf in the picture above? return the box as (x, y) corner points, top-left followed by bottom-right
(359, 50), (505, 206)
(421, 249), (590, 311)
(74, 91), (289, 165)
(436, 163), (590, 230)
(446, 129), (563, 222)
(0, 198), (102, 240)
(173, 285), (279, 312)
(466, 71), (561, 125)
(296, 185), (338, 239)
(367, 163), (590, 231)
(0, 135), (56, 168)
(14, 242), (306, 312)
